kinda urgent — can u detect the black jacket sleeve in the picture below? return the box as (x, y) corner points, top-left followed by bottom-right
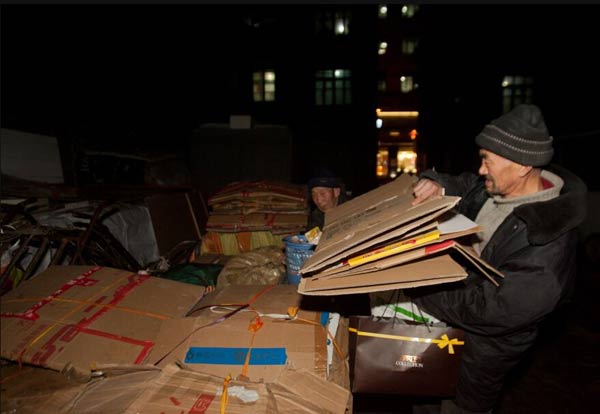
(412, 231), (574, 337)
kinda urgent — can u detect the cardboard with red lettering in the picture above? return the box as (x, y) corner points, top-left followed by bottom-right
(0, 265), (205, 376)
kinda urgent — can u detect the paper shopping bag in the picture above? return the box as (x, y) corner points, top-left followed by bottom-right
(348, 316), (464, 396)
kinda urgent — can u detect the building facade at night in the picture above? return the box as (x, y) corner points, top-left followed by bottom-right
(2, 4), (598, 194)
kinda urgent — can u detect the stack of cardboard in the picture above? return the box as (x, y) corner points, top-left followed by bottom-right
(298, 174), (503, 296)
(148, 284), (348, 386)
(1, 363), (349, 414)
(202, 180), (309, 255)
(0, 266), (351, 413)
(0, 266), (204, 376)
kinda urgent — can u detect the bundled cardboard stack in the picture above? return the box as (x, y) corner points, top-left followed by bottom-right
(298, 174), (503, 296)
(202, 180), (309, 255)
(0, 266), (351, 413)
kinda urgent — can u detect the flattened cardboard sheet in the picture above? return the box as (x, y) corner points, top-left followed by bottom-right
(0, 266), (204, 376)
(301, 174), (459, 273)
(298, 255), (468, 296)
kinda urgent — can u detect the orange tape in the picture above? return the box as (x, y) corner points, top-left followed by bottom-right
(3, 297), (170, 320)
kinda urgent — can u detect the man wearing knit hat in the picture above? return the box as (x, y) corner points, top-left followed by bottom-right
(306, 168), (348, 231)
(410, 104), (587, 413)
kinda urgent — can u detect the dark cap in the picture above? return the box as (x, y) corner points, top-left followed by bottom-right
(308, 176), (341, 190)
(475, 104), (554, 167)
(307, 167), (342, 190)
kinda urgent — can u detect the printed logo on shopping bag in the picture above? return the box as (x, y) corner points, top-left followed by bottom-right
(395, 354), (423, 369)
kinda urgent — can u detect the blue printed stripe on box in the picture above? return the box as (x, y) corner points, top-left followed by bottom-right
(185, 347), (287, 365)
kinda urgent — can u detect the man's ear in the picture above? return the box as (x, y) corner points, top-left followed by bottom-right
(518, 165), (533, 177)
(333, 187), (341, 198)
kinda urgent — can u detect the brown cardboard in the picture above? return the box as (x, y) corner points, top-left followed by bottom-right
(297, 175), (502, 296)
(147, 285), (331, 383)
(206, 212), (307, 234)
(0, 265), (205, 376)
(1, 363), (349, 414)
(298, 255), (468, 296)
(312, 228), (484, 280)
(301, 174), (460, 273)
(0, 364), (88, 414)
(186, 284), (309, 317)
(125, 365), (351, 414)
(208, 180), (307, 205)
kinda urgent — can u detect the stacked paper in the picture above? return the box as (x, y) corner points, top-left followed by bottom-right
(298, 174), (503, 296)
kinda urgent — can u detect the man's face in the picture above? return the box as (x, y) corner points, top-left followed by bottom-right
(311, 186), (340, 212)
(478, 149), (523, 197)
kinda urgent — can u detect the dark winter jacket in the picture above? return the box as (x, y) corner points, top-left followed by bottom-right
(412, 164), (587, 412)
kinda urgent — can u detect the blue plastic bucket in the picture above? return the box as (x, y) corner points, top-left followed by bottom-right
(283, 235), (315, 286)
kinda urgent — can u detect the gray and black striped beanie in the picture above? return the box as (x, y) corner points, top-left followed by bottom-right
(475, 104), (554, 167)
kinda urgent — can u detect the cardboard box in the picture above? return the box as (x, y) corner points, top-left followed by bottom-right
(298, 175), (503, 296)
(147, 285), (333, 383)
(0, 364), (89, 414)
(206, 212), (308, 234)
(2, 329), (349, 414)
(0, 265), (205, 376)
(1, 363), (349, 414)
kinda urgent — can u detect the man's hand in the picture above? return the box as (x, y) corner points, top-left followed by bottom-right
(412, 179), (444, 205)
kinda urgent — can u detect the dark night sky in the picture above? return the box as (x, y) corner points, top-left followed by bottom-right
(2, 4), (600, 185)
(2, 5), (223, 148)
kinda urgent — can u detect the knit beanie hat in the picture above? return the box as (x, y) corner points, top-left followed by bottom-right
(475, 104), (554, 166)
(307, 168), (342, 190)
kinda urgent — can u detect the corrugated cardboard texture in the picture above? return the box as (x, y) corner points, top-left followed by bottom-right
(299, 255), (467, 296)
(301, 174), (460, 273)
(0, 364), (87, 414)
(297, 174), (501, 296)
(148, 285), (329, 383)
(1, 360), (349, 413)
(0, 266), (205, 376)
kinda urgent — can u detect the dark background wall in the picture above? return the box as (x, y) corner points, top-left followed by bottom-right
(2, 4), (599, 194)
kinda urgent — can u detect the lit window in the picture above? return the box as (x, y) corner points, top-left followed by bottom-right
(401, 4), (419, 18)
(376, 149), (389, 177)
(315, 69), (352, 106)
(400, 75), (414, 93)
(253, 70), (276, 102)
(376, 118), (383, 128)
(315, 10), (351, 36)
(397, 151), (417, 174)
(501, 75), (534, 113)
(378, 5), (388, 18)
(401, 38), (418, 55)
(378, 41), (388, 55)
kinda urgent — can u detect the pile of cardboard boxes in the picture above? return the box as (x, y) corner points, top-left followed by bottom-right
(201, 180), (309, 256)
(1, 266), (351, 413)
(1, 174), (503, 413)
